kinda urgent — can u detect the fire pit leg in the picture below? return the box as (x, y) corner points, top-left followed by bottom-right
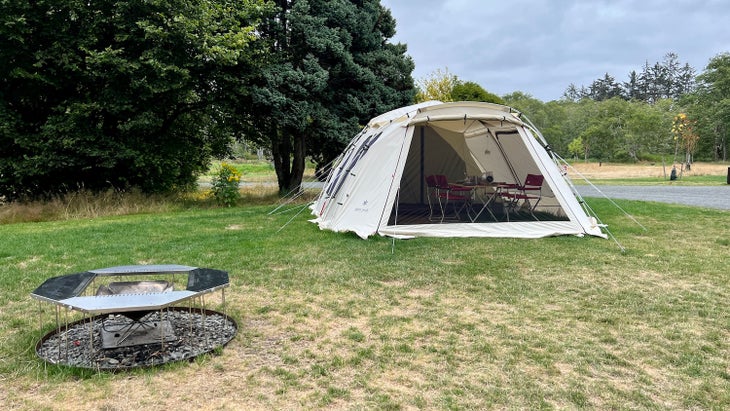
(221, 288), (226, 333)
(160, 309), (166, 352)
(87, 314), (93, 357)
(37, 300), (50, 363)
(200, 295), (209, 348)
(64, 308), (70, 363)
(37, 301), (43, 347)
(188, 300), (193, 342)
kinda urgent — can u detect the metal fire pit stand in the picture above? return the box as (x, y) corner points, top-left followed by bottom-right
(31, 265), (230, 364)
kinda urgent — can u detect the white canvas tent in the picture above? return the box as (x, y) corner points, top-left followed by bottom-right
(311, 101), (606, 239)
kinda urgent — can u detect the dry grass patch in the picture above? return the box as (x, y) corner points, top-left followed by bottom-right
(568, 161), (728, 179)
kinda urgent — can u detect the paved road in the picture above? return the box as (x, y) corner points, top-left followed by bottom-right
(575, 185), (730, 210)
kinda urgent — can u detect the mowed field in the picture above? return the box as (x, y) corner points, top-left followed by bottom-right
(0, 161), (728, 410)
(567, 161), (728, 179)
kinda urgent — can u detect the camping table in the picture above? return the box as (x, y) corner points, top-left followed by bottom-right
(468, 183), (502, 222)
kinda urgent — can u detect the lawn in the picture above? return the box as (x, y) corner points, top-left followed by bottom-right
(0, 190), (728, 409)
(200, 160), (281, 183)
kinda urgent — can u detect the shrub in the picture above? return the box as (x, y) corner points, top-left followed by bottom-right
(210, 163), (241, 207)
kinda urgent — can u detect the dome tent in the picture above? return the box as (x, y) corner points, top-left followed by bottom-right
(311, 101), (606, 240)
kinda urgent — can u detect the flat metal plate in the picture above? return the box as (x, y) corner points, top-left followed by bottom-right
(59, 291), (197, 314)
(101, 320), (176, 349)
(30, 271), (96, 301)
(90, 265), (197, 275)
(186, 268), (230, 292)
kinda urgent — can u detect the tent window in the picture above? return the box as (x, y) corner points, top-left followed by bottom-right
(325, 130), (383, 198)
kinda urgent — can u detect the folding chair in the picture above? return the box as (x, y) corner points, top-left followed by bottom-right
(499, 174), (544, 221)
(425, 175), (472, 222)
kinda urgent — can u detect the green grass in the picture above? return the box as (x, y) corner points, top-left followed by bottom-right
(201, 159), (316, 183)
(206, 159), (277, 180)
(0, 198), (728, 409)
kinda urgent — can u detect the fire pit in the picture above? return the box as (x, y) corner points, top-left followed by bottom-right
(31, 264), (237, 370)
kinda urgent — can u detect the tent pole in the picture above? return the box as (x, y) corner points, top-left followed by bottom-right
(377, 124), (414, 238)
(391, 189), (400, 254)
(420, 126), (425, 204)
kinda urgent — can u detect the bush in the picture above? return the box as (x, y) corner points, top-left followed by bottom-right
(210, 163), (241, 207)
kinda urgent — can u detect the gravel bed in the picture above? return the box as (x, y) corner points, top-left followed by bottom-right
(36, 307), (237, 370)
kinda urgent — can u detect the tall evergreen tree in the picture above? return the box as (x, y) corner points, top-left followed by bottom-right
(565, 52), (696, 105)
(245, 0), (415, 193)
(674, 63), (697, 97)
(588, 73), (624, 101)
(562, 83), (583, 102)
(623, 70), (643, 101)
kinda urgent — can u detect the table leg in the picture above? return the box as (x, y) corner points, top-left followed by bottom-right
(470, 187), (499, 222)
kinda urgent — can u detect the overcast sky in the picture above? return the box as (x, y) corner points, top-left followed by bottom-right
(379, 0), (730, 102)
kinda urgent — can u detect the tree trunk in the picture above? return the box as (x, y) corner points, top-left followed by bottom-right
(270, 127), (290, 194)
(288, 131), (306, 194)
(271, 127), (305, 196)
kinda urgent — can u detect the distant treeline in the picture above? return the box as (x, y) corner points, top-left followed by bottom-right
(506, 52), (728, 164)
(563, 52), (695, 103)
(417, 52), (729, 165)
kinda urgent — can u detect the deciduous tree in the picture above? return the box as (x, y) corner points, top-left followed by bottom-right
(451, 81), (504, 104)
(0, 0), (269, 200)
(672, 113), (700, 169)
(687, 52), (730, 161)
(415, 68), (458, 103)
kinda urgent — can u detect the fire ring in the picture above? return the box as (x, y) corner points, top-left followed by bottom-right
(30, 265), (237, 370)
(35, 307), (237, 370)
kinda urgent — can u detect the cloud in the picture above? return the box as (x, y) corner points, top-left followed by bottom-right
(381, 0), (730, 101)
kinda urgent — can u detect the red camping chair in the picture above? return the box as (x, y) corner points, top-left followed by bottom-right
(499, 174), (544, 221)
(425, 175), (472, 222)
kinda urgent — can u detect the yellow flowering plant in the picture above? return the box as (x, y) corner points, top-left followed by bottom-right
(210, 163), (241, 206)
(671, 113), (699, 168)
